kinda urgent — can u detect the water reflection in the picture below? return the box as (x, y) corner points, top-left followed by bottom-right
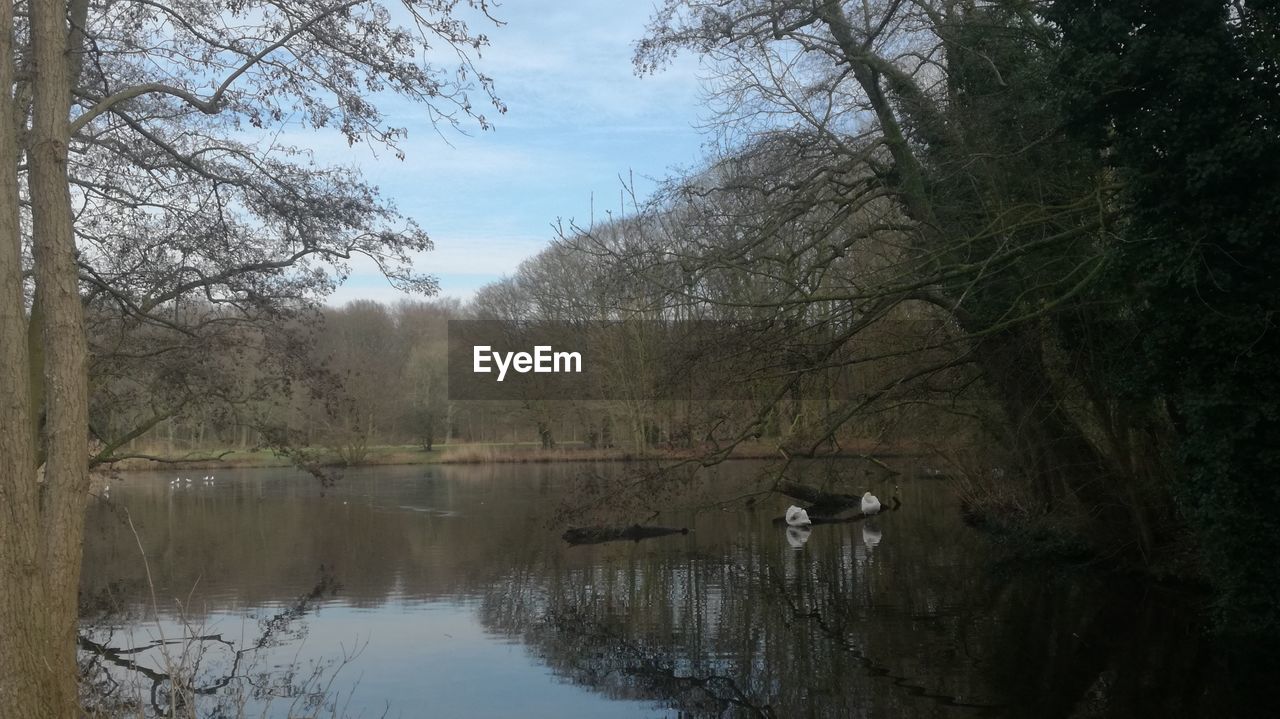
(82, 463), (1267, 718)
(862, 522), (882, 551)
(80, 573), (347, 717)
(785, 526), (812, 548)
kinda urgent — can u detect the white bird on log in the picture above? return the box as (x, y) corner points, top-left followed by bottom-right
(785, 505), (812, 526)
(861, 491), (881, 515)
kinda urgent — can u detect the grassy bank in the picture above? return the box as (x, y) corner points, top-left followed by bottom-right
(102, 440), (811, 471)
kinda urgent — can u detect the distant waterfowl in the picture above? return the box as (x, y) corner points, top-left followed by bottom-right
(784, 505), (812, 526)
(861, 491), (881, 515)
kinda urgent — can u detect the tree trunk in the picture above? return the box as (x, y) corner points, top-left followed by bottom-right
(974, 326), (1149, 553)
(1, 0), (94, 714)
(26, 292), (45, 461)
(0, 2), (51, 714)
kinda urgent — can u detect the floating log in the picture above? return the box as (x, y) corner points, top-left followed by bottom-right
(562, 524), (689, 546)
(771, 510), (895, 527)
(774, 479), (902, 524)
(777, 480), (862, 513)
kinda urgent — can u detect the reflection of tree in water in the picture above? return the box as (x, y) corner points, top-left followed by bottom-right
(80, 466), (1271, 718)
(478, 526), (1252, 718)
(530, 606), (776, 717)
(478, 537), (1002, 718)
(78, 571), (349, 718)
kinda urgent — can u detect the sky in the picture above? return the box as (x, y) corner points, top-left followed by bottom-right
(307, 2), (711, 306)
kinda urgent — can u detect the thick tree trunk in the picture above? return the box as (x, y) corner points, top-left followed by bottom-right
(0, 2), (54, 715)
(1, 0), (94, 715)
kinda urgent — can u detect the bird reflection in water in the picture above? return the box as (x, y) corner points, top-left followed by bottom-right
(785, 525), (812, 548)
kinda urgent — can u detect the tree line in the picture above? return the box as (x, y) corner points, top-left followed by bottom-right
(119, 293), (974, 462)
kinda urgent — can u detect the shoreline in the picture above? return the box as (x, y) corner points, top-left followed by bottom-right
(100, 441), (934, 471)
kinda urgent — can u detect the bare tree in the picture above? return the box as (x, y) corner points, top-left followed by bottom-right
(0, 0), (503, 714)
(618, 0), (1172, 540)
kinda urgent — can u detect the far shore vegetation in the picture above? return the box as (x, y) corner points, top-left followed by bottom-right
(99, 438), (956, 471)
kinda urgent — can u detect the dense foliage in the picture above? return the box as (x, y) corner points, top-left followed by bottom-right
(1054, 0), (1280, 631)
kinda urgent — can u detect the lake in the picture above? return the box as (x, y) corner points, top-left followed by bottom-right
(80, 461), (1267, 718)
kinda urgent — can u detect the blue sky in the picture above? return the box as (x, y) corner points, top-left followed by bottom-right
(310, 2), (710, 306)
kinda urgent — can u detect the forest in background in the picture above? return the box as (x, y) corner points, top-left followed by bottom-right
(105, 296), (987, 461)
(2, 1), (1278, 715)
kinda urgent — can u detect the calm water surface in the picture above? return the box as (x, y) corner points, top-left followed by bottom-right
(80, 462), (1265, 718)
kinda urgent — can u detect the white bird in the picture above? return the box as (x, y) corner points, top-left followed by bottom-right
(784, 505), (812, 526)
(861, 491), (881, 515)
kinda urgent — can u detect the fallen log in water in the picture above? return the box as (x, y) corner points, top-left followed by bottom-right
(774, 479), (902, 523)
(771, 510), (896, 527)
(777, 480), (862, 514)
(562, 524), (690, 546)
